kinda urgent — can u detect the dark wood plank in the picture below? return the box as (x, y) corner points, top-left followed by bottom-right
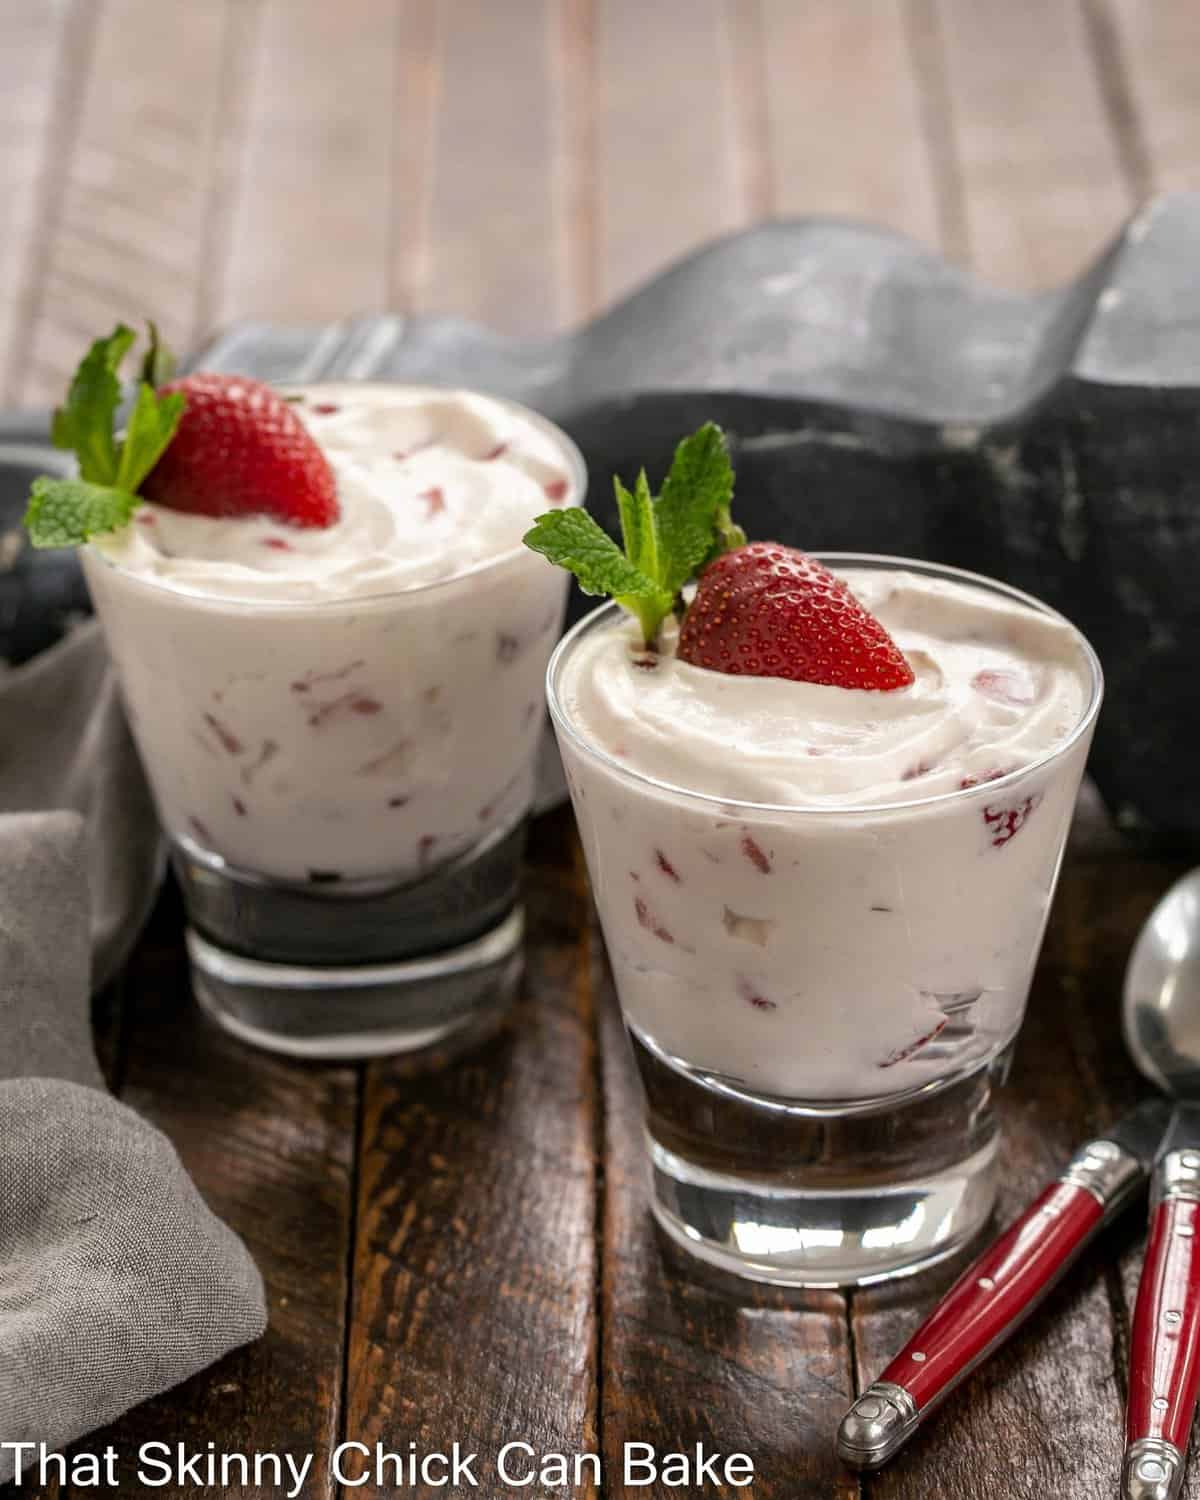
(852, 861), (1130, 1498)
(81, 884), (357, 1500)
(758, 0), (941, 249)
(219, 0), (400, 327)
(343, 807), (599, 1498)
(18, 0), (240, 407)
(934, 0), (1132, 288)
(599, 937), (859, 1499)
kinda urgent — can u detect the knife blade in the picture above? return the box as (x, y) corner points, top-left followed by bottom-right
(838, 1098), (1172, 1472)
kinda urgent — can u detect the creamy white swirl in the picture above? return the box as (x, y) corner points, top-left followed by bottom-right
(557, 567), (1092, 807)
(91, 383), (581, 601)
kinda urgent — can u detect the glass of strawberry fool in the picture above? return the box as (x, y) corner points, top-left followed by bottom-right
(534, 438), (1101, 1286)
(60, 352), (585, 1060)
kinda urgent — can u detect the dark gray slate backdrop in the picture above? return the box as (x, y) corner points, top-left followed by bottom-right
(2, 196), (1197, 845)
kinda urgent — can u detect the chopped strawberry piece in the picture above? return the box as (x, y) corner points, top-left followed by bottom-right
(240, 738), (278, 786)
(483, 442), (508, 461)
(311, 401), (340, 415)
(307, 690), (383, 727)
(203, 712), (243, 755)
(982, 793), (1043, 847)
(740, 834), (772, 873)
(737, 977), (777, 1010)
(419, 486), (445, 518)
(291, 660), (365, 694)
(634, 896), (674, 943)
(972, 669), (1036, 706)
(142, 373), (339, 528)
(960, 768), (1041, 846)
(678, 542), (913, 690)
(544, 477), (569, 503)
(959, 768), (1008, 790)
(879, 1019), (947, 1068)
(655, 849), (681, 882)
(356, 739), (410, 777)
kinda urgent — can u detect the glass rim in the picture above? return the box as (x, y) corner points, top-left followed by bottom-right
(545, 552), (1104, 819)
(82, 381), (588, 613)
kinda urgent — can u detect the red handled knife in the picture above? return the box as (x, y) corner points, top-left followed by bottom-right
(837, 1098), (1172, 1471)
(1121, 1102), (1200, 1500)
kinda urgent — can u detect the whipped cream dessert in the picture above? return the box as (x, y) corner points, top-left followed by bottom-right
(551, 564), (1099, 1100)
(83, 384), (584, 882)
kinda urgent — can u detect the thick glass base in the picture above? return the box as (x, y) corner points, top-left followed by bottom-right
(632, 1027), (1011, 1287)
(188, 906), (524, 1062)
(171, 819), (527, 1062)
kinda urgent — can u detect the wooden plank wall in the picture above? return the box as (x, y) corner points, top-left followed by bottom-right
(9, 0), (1199, 412)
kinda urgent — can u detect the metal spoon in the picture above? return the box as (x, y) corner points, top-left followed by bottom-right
(1121, 868), (1200, 1500)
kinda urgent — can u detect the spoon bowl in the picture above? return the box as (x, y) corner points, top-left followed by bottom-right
(1123, 868), (1200, 1099)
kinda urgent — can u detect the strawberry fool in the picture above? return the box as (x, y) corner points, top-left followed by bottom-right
(82, 383), (585, 883)
(549, 559), (1100, 1102)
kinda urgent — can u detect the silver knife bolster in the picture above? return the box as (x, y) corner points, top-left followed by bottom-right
(1122, 1437), (1186, 1500)
(836, 1383), (920, 1471)
(1153, 1148), (1200, 1207)
(1061, 1137), (1148, 1217)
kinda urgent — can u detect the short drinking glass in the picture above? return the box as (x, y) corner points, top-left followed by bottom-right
(547, 557), (1102, 1286)
(84, 388), (586, 1061)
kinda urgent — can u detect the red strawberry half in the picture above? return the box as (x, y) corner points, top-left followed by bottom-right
(677, 542), (914, 690)
(141, 374), (339, 528)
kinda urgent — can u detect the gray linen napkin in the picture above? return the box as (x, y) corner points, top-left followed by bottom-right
(0, 623), (266, 1482)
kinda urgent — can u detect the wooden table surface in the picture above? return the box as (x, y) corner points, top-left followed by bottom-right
(4, 3), (1200, 1497)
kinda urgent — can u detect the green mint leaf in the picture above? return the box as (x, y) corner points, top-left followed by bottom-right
(115, 383), (185, 493)
(525, 508), (665, 600)
(525, 507), (674, 648)
(24, 476), (140, 549)
(140, 319), (177, 388)
(50, 324), (136, 484)
(614, 468), (658, 580)
(653, 422), (734, 593)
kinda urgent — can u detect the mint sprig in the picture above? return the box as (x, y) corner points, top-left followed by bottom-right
(25, 478), (142, 549)
(524, 422), (742, 647)
(25, 323), (185, 548)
